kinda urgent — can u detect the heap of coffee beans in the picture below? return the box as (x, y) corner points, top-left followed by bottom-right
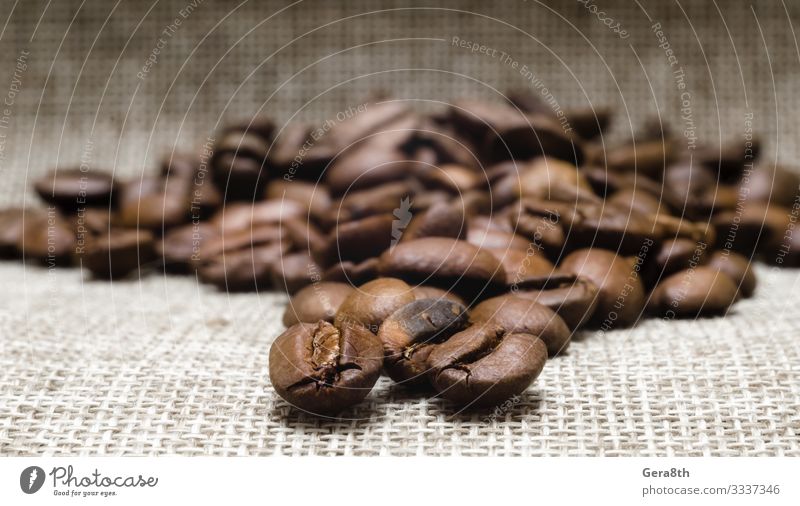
(3, 90), (794, 415)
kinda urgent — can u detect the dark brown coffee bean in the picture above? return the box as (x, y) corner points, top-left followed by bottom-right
(607, 140), (677, 179)
(644, 238), (709, 287)
(0, 208), (26, 258)
(157, 223), (220, 273)
(514, 157), (593, 200)
(695, 140), (761, 183)
(269, 321), (383, 415)
(707, 251), (756, 298)
(417, 164), (484, 194)
(746, 163), (800, 207)
(326, 101), (412, 151)
(513, 205), (565, 259)
(565, 107), (612, 141)
(283, 282), (354, 326)
(161, 153), (198, 180)
(18, 210), (76, 265)
(282, 217), (327, 259)
(330, 181), (415, 226)
(326, 144), (416, 195)
(487, 247), (555, 289)
(468, 226), (529, 251)
(401, 201), (466, 242)
(427, 323), (547, 407)
(117, 192), (188, 231)
(319, 213), (394, 265)
(83, 229), (156, 279)
(321, 258), (379, 285)
(197, 242), (287, 292)
(271, 252), (319, 294)
(608, 187), (664, 216)
(334, 277), (416, 334)
(264, 179), (332, 221)
(212, 126), (272, 200)
(664, 162), (716, 207)
(211, 200), (306, 233)
(379, 298), (469, 386)
(485, 114), (584, 165)
(560, 248), (646, 328)
(33, 169), (116, 212)
(411, 285), (465, 305)
(648, 266), (739, 318)
(377, 238), (506, 298)
(514, 275), (599, 330)
(470, 296), (571, 356)
(118, 176), (166, 209)
(713, 202), (789, 257)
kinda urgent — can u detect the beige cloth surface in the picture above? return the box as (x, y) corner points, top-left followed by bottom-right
(1, 0), (800, 455)
(0, 263), (798, 456)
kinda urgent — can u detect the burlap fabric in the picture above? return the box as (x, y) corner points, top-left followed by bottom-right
(1, 0), (799, 456)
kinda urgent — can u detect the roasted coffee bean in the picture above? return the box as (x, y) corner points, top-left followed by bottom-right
(468, 226), (529, 251)
(211, 125), (272, 200)
(271, 252), (319, 294)
(33, 169), (116, 212)
(417, 164), (484, 194)
(157, 223), (219, 273)
(713, 202), (789, 257)
(514, 157), (593, 201)
(560, 248), (646, 328)
(83, 229), (156, 279)
(707, 251), (756, 298)
(401, 201), (466, 242)
(318, 213), (394, 265)
(644, 238), (708, 287)
(329, 181), (415, 226)
(197, 242), (287, 292)
(488, 247), (554, 289)
(326, 145), (417, 195)
(264, 179), (332, 221)
(470, 296), (571, 356)
(378, 238), (506, 297)
(161, 153), (198, 181)
(117, 192), (188, 231)
(515, 275), (599, 330)
(326, 101), (412, 151)
(648, 266), (739, 318)
(379, 298), (469, 386)
(334, 277), (416, 333)
(608, 187), (664, 216)
(607, 140), (677, 179)
(283, 282), (354, 326)
(695, 140), (761, 183)
(565, 107), (611, 141)
(0, 208), (26, 257)
(212, 200), (306, 233)
(282, 217), (327, 258)
(322, 257), (379, 285)
(411, 285), (465, 305)
(269, 321), (383, 415)
(746, 163), (800, 207)
(18, 210), (76, 265)
(427, 323), (547, 407)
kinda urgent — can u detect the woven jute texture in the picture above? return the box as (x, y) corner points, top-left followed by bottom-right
(1, 0), (800, 456)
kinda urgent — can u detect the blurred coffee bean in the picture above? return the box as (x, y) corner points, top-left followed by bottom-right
(18, 210), (76, 266)
(83, 229), (155, 279)
(269, 321), (383, 415)
(264, 179), (331, 220)
(417, 164), (484, 194)
(379, 298), (469, 386)
(212, 122), (273, 200)
(607, 140), (677, 180)
(0, 208), (25, 257)
(197, 242), (287, 292)
(564, 107), (611, 141)
(643, 238), (709, 288)
(321, 258), (379, 285)
(560, 248), (646, 328)
(334, 277), (416, 334)
(34, 169), (116, 213)
(470, 296), (571, 356)
(401, 201), (466, 242)
(318, 213), (394, 266)
(271, 252), (319, 294)
(695, 140), (761, 183)
(411, 285), (465, 305)
(467, 226), (529, 251)
(211, 200), (306, 233)
(427, 323), (547, 407)
(283, 282), (354, 326)
(648, 266), (739, 318)
(745, 163), (800, 207)
(378, 238), (506, 298)
(157, 222), (219, 273)
(117, 192), (188, 231)
(707, 251), (756, 298)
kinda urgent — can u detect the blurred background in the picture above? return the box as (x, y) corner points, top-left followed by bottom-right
(0, 0), (798, 205)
